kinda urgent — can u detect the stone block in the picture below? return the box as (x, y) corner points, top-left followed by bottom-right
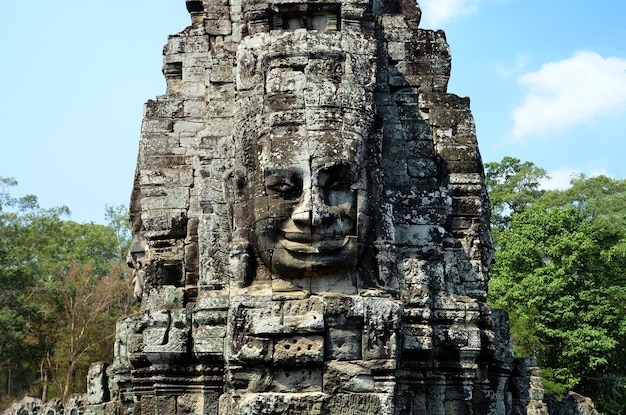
(362, 298), (401, 360)
(246, 307), (283, 335)
(326, 327), (362, 360)
(142, 286), (186, 310)
(183, 98), (208, 118)
(194, 336), (225, 359)
(139, 168), (194, 187)
(272, 367), (323, 392)
(273, 335), (324, 365)
(206, 19), (232, 36)
(144, 99), (184, 118)
(141, 187), (190, 210)
(324, 361), (374, 393)
(86, 362), (110, 405)
(323, 393), (387, 415)
(282, 298), (325, 333)
(226, 392), (325, 414)
(231, 336), (273, 363)
(80, 3), (565, 414)
(394, 224), (445, 247)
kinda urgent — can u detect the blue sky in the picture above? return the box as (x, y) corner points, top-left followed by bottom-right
(423, 0), (626, 190)
(1, 1), (625, 224)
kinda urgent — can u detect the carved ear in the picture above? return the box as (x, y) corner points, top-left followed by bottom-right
(223, 169), (249, 200)
(226, 169), (253, 243)
(229, 241), (255, 287)
(233, 170), (248, 194)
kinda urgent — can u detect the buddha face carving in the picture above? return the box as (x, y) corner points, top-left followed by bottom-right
(234, 32), (377, 291)
(250, 128), (367, 282)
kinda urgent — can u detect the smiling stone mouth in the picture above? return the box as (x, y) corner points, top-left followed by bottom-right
(279, 236), (353, 253)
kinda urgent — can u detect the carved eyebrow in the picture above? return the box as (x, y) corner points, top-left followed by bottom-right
(263, 167), (303, 180)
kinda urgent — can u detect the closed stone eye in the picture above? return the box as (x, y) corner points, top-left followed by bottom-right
(266, 177), (302, 199)
(268, 181), (298, 194)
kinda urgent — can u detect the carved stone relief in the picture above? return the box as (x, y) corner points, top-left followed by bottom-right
(5, 1), (594, 415)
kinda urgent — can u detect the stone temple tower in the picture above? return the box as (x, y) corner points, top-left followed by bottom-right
(66, 0), (593, 414)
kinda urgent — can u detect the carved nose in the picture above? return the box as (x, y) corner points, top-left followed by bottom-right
(291, 186), (327, 227)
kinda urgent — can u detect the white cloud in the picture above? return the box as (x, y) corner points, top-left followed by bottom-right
(539, 167), (580, 190)
(539, 167), (611, 191)
(510, 51), (626, 141)
(495, 53), (531, 78)
(419, 0), (480, 27)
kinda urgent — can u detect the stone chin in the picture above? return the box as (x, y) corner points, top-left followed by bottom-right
(259, 235), (359, 280)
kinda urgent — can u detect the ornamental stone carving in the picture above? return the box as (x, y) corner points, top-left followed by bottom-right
(18, 1), (594, 415)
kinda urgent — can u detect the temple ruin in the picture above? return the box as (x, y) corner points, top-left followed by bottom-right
(2, 0), (600, 414)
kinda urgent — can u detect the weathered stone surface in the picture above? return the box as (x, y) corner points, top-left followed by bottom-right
(0, 1), (598, 415)
(547, 393), (599, 415)
(102, 1), (601, 412)
(86, 362), (110, 405)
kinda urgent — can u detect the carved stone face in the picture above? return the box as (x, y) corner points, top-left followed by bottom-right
(234, 33), (377, 291)
(250, 127), (367, 282)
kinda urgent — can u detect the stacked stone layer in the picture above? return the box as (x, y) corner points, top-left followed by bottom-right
(117, 0), (532, 414)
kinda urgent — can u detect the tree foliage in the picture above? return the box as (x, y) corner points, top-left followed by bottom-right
(485, 156), (549, 230)
(486, 160), (626, 414)
(42, 263), (129, 400)
(0, 178), (133, 407)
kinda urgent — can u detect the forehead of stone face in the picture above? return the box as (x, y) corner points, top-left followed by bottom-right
(257, 126), (364, 166)
(305, 130), (364, 166)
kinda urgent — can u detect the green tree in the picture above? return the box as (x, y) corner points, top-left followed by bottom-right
(0, 178), (132, 406)
(485, 157), (549, 231)
(29, 221), (131, 401)
(105, 204), (132, 261)
(40, 263), (128, 399)
(0, 177), (64, 399)
(488, 169), (626, 414)
(540, 174), (626, 248)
